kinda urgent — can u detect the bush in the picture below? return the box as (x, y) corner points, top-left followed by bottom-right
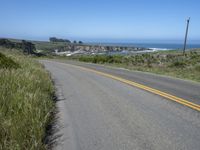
(0, 52), (20, 69)
(169, 60), (186, 68)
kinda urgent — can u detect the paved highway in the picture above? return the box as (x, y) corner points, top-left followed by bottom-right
(58, 60), (200, 106)
(41, 60), (200, 150)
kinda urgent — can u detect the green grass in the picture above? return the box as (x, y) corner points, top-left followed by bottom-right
(0, 49), (55, 149)
(70, 50), (200, 82)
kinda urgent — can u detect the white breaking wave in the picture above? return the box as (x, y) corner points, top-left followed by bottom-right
(149, 48), (171, 51)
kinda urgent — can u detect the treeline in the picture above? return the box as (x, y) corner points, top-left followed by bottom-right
(0, 39), (36, 54)
(49, 37), (83, 44)
(49, 37), (71, 43)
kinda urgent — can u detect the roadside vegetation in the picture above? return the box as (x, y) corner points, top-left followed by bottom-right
(71, 49), (200, 82)
(0, 48), (55, 149)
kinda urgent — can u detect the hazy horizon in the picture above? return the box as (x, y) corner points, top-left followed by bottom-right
(1, 36), (200, 45)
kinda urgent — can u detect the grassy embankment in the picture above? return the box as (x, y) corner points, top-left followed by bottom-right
(70, 50), (200, 82)
(0, 48), (54, 149)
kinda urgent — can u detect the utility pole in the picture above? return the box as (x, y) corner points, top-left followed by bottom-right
(183, 17), (190, 55)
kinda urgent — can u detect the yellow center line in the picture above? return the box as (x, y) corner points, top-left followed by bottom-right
(58, 61), (200, 112)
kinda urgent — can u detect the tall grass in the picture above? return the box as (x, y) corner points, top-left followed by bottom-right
(0, 51), (54, 149)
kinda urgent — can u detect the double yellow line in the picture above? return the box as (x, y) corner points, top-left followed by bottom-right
(61, 62), (200, 112)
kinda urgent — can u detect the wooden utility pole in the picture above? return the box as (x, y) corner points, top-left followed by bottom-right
(183, 17), (190, 55)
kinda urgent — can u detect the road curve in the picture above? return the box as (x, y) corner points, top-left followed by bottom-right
(58, 60), (200, 106)
(41, 60), (200, 150)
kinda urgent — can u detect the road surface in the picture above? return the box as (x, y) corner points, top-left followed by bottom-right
(41, 60), (200, 150)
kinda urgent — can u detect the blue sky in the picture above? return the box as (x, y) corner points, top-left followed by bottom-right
(0, 0), (200, 43)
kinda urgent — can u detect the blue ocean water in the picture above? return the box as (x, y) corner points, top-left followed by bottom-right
(131, 43), (200, 50)
(100, 43), (200, 50)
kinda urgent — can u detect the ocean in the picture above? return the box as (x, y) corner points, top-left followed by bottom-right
(89, 42), (200, 51)
(127, 43), (200, 50)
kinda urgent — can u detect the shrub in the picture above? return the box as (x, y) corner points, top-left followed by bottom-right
(0, 52), (20, 69)
(169, 60), (186, 68)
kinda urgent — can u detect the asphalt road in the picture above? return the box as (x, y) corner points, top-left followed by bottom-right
(41, 60), (200, 150)
(58, 60), (200, 106)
